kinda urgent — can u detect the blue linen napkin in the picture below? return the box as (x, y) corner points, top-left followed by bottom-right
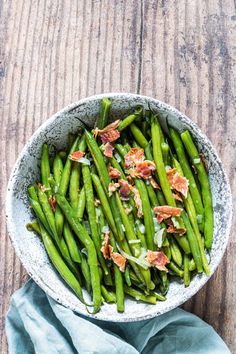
(6, 279), (230, 354)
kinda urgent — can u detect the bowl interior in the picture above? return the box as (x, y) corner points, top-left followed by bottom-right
(6, 93), (232, 322)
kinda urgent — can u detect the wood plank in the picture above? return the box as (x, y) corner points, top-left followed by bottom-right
(0, 0), (235, 352)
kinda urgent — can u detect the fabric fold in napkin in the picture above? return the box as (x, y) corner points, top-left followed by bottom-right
(6, 279), (230, 354)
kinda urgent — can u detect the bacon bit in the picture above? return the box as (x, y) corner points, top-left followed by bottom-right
(108, 182), (120, 196)
(150, 178), (160, 189)
(94, 198), (101, 207)
(109, 166), (121, 179)
(124, 147), (145, 168)
(119, 179), (131, 200)
(133, 160), (156, 179)
(49, 195), (56, 212)
(153, 205), (183, 224)
(166, 224), (185, 235)
(94, 120), (121, 143)
(173, 192), (183, 202)
(127, 175), (135, 185)
(111, 252), (126, 272)
(131, 186), (143, 218)
(69, 150), (85, 161)
(146, 250), (170, 272)
(101, 231), (113, 259)
(166, 168), (189, 198)
(103, 142), (114, 158)
(200, 153), (209, 172)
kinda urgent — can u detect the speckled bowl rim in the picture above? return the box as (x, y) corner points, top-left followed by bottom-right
(6, 93), (232, 322)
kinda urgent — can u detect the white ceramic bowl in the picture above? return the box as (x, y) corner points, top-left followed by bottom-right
(6, 93), (232, 322)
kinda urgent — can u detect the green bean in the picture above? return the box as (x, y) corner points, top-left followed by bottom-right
(151, 115), (176, 206)
(109, 231), (125, 312)
(91, 174), (118, 237)
(169, 238), (182, 267)
(28, 196), (51, 236)
(181, 209), (203, 273)
(174, 234), (191, 254)
(58, 151), (67, 160)
(118, 106), (143, 132)
(82, 164), (110, 276)
(53, 154), (64, 186)
(146, 182), (159, 207)
(115, 192), (155, 290)
(124, 285), (156, 304)
(96, 97), (112, 129)
(79, 250), (92, 293)
(128, 212), (147, 249)
(39, 223), (85, 303)
(85, 130), (125, 241)
(28, 185), (39, 202)
(173, 158), (210, 275)
(124, 266), (132, 286)
(64, 221), (81, 263)
(56, 193), (102, 313)
(77, 186), (86, 221)
(181, 130), (213, 249)
(41, 143), (51, 196)
(130, 123), (149, 148)
(151, 291), (166, 302)
(26, 221), (41, 234)
(135, 179), (155, 251)
(169, 127), (204, 231)
(168, 261), (184, 277)
(161, 143), (170, 166)
(159, 271), (169, 295)
(184, 254), (190, 287)
(189, 258), (196, 271)
(163, 246), (171, 260)
(101, 286), (116, 303)
(55, 136), (80, 237)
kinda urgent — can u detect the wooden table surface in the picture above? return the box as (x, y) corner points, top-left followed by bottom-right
(1, 0), (235, 352)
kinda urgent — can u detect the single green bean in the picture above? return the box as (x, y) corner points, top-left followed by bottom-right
(124, 285), (156, 304)
(41, 143), (51, 196)
(64, 221), (81, 263)
(184, 254), (190, 287)
(159, 271), (170, 295)
(26, 221), (41, 234)
(161, 142), (170, 166)
(168, 261), (184, 277)
(169, 238), (182, 267)
(181, 130), (213, 249)
(79, 250), (92, 293)
(124, 266), (132, 286)
(189, 258), (196, 271)
(118, 106), (143, 132)
(77, 186), (86, 221)
(96, 97), (112, 129)
(101, 285), (116, 303)
(174, 234), (191, 254)
(129, 123), (149, 148)
(53, 154), (64, 186)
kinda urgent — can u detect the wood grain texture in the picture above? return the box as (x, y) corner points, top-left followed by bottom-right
(0, 0), (235, 352)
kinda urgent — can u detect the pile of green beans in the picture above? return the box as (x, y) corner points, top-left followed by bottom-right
(26, 97), (213, 313)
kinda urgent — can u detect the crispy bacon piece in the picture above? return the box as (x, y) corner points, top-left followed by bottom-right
(166, 224), (185, 235)
(133, 160), (156, 179)
(131, 186), (143, 218)
(173, 192), (183, 202)
(124, 147), (145, 168)
(127, 175), (134, 185)
(69, 150), (85, 161)
(119, 179), (131, 200)
(146, 250), (170, 272)
(108, 182), (120, 196)
(109, 166), (121, 179)
(49, 195), (56, 212)
(94, 120), (121, 143)
(200, 153), (209, 172)
(166, 168), (189, 198)
(150, 178), (160, 189)
(103, 142), (114, 157)
(111, 252), (126, 272)
(101, 231), (113, 259)
(153, 205), (183, 224)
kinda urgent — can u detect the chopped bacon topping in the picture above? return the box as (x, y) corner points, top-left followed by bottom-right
(119, 179), (131, 200)
(49, 195), (56, 212)
(94, 120), (121, 143)
(127, 175), (135, 185)
(146, 250), (170, 272)
(166, 224), (185, 235)
(111, 252), (126, 272)
(173, 192), (183, 202)
(94, 198), (101, 207)
(129, 160), (156, 179)
(103, 142), (114, 157)
(109, 166), (121, 179)
(101, 231), (113, 259)
(124, 148), (145, 168)
(108, 182), (120, 196)
(150, 178), (160, 189)
(153, 205), (183, 224)
(69, 150), (85, 161)
(131, 186), (143, 218)
(166, 168), (189, 198)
